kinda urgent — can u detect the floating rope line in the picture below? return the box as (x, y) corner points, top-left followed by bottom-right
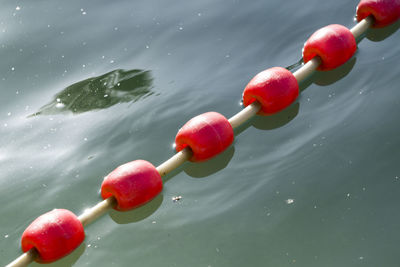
(6, 0), (400, 265)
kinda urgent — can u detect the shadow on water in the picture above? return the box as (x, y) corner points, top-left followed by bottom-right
(183, 146), (235, 178)
(31, 241), (85, 267)
(109, 194), (163, 224)
(366, 20), (400, 42)
(313, 57), (356, 86)
(29, 69), (153, 117)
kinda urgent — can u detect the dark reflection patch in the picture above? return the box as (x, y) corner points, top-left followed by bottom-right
(30, 69), (153, 116)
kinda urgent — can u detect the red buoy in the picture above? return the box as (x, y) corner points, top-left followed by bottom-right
(21, 209), (85, 263)
(242, 67), (299, 115)
(357, 0), (400, 28)
(101, 160), (162, 211)
(303, 24), (357, 71)
(175, 112), (234, 162)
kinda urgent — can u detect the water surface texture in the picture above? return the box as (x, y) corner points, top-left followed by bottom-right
(1, 0), (400, 267)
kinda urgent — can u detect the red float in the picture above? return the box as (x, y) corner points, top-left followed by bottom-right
(357, 0), (400, 28)
(21, 209), (85, 263)
(101, 160), (162, 211)
(303, 24), (357, 71)
(175, 112), (234, 162)
(242, 67), (299, 115)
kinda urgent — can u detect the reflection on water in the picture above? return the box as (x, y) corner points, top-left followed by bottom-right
(30, 69), (153, 116)
(286, 57), (303, 71)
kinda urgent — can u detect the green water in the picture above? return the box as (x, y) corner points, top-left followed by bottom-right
(1, 0), (400, 266)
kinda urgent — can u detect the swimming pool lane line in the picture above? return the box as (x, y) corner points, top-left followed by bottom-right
(5, 15), (375, 267)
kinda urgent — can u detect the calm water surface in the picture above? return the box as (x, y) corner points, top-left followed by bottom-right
(1, 0), (399, 266)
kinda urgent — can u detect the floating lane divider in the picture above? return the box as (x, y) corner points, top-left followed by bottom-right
(6, 0), (400, 266)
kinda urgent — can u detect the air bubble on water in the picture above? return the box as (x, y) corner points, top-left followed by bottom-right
(110, 60), (114, 63)
(145, 45), (149, 49)
(56, 103), (65, 109)
(198, 13), (202, 17)
(16, 6), (21, 10)
(7, 112), (11, 116)
(84, 137), (88, 141)
(286, 199), (294, 204)
(11, 67), (15, 71)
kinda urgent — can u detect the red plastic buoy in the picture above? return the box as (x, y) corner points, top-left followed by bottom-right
(242, 67), (299, 115)
(21, 209), (85, 263)
(357, 0), (400, 28)
(303, 24), (357, 71)
(175, 112), (234, 162)
(101, 160), (162, 211)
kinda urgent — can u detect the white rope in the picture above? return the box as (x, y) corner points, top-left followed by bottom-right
(78, 197), (117, 227)
(293, 57), (321, 82)
(5, 249), (37, 267)
(228, 101), (262, 129)
(156, 147), (193, 176)
(351, 16), (374, 40)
